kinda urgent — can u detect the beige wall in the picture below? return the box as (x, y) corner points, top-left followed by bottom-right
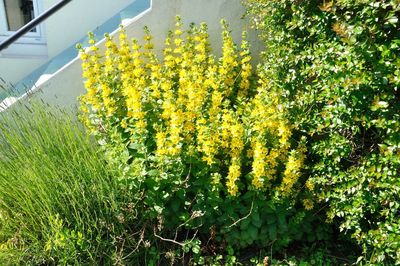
(31, 0), (261, 108)
(0, 0), (134, 84)
(44, 0), (134, 57)
(121, 0), (260, 59)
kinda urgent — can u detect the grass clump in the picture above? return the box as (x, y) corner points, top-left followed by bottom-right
(0, 102), (136, 264)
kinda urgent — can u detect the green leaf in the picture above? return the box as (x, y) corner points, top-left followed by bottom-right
(128, 142), (144, 150)
(147, 169), (159, 177)
(240, 217), (251, 230)
(251, 215), (262, 228)
(268, 223), (277, 240)
(171, 199), (180, 212)
(248, 225), (258, 240)
(386, 15), (398, 26)
(192, 244), (201, 254)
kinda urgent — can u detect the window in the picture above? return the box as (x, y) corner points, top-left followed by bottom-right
(0, 0), (47, 58)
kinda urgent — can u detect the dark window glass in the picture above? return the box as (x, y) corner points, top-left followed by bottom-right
(4, 0), (36, 32)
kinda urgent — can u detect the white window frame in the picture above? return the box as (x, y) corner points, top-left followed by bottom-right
(0, 0), (47, 58)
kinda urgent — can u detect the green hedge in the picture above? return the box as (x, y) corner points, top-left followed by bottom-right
(247, 0), (400, 263)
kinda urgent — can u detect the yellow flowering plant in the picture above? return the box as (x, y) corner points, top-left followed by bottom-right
(79, 17), (311, 250)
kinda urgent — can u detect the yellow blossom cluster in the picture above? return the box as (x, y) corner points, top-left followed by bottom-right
(279, 144), (306, 196)
(79, 17), (306, 197)
(238, 31), (252, 98)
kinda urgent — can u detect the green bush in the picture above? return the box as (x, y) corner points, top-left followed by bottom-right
(78, 17), (328, 262)
(246, 0), (400, 263)
(0, 102), (137, 264)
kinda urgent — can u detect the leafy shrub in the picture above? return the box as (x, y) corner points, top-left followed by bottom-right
(0, 102), (137, 264)
(246, 0), (400, 263)
(78, 17), (323, 257)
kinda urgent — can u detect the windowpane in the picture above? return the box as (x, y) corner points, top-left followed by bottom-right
(3, 0), (36, 32)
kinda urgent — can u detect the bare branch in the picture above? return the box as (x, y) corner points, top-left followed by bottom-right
(227, 200), (254, 228)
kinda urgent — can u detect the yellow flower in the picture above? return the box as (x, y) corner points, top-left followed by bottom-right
(80, 52), (88, 61)
(121, 120), (128, 129)
(306, 180), (315, 191)
(303, 199), (314, 210)
(174, 38), (183, 46)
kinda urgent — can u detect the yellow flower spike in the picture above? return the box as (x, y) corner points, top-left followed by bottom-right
(196, 117), (218, 165)
(227, 159), (241, 196)
(220, 110), (233, 149)
(219, 20), (239, 97)
(149, 60), (162, 99)
(117, 34), (147, 139)
(104, 36), (118, 75)
(143, 26), (155, 57)
(100, 83), (115, 117)
(81, 40), (103, 113)
(163, 31), (178, 73)
(225, 114), (245, 195)
(155, 130), (168, 156)
(144, 27), (152, 42)
(175, 15), (182, 28)
(238, 31), (252, 98)
(87, 31), (96, 44)
(172, 20), (186, 68)
(164, 32), (172, 47)
(119, 28), (127, 41)
(229, 119), (245, 158)
(305, 179), (315, 191)
(251, 140), (267, 189)
(118, 28), (131, 62)
(280, 145), (306, 196)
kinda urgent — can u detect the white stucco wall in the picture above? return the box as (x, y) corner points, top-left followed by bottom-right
(0, 0), (134, 84)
